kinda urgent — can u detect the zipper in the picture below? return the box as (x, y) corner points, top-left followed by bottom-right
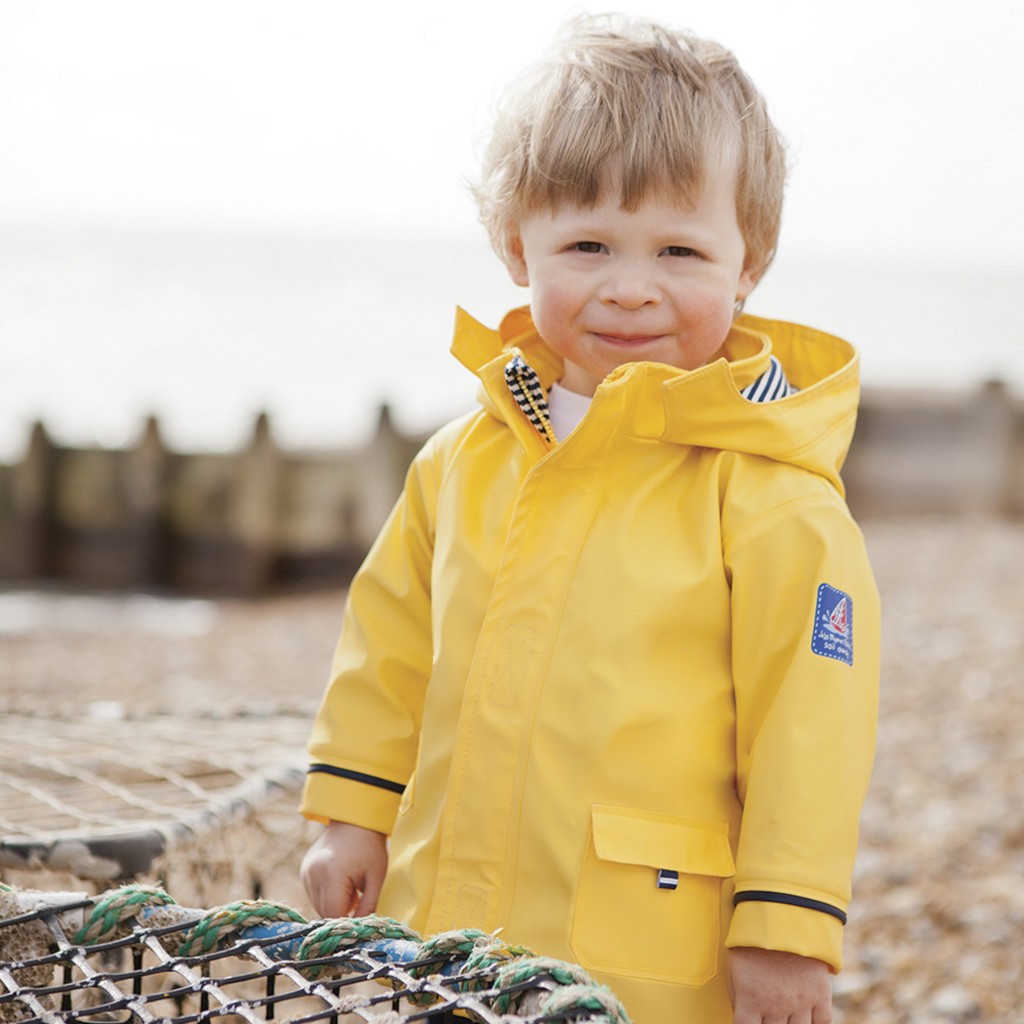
(504, 353), (557, 446)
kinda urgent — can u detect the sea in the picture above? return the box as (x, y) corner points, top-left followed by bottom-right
(1, 222), (1021, 462)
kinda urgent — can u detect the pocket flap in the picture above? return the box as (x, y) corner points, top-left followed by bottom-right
(591, 805), (735, 878)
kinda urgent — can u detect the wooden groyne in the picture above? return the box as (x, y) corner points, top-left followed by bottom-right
(1, 382), (1021, 595)
(843, 379), (1024, 518)
(0, 405), (425, 595)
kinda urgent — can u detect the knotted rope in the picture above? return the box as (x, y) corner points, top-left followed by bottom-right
(178, 899), (306, 957)
(72, 885), (176, 945)
(491, 955), (597, 1015)
(296, 915), (420, 979)
(456, 938), (537, 992)
(541, 982), (632, 1024)
(411, 927), (491, 967)
(405, 928), (493, 1004)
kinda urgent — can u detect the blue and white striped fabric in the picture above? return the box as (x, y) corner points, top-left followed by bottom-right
(740, 355), (794, 403)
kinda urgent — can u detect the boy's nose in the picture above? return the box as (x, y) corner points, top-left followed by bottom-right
(598, 265), (660, 308)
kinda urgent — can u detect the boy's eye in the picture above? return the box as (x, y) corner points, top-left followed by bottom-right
(572, 241), (605, 254)
(663, 245), (697, 258)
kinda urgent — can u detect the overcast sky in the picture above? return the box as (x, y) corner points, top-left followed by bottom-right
(1, 0), (1021, 271)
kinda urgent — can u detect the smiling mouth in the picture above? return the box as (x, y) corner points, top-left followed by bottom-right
(592, 333), (665, 347)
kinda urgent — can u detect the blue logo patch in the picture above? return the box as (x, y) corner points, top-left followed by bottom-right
(812, 584), (854, 666)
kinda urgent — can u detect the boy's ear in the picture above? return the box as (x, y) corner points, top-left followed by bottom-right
(736, 256), (760, 301)
(505, 235), (530, 287)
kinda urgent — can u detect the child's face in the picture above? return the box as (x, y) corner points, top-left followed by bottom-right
(507, 174), (757, 396)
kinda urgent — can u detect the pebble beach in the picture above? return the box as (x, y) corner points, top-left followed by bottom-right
(1, 514), (1022, 1022)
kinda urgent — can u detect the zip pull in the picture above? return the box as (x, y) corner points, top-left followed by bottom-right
(504, 354), (556, 445)
(656, 869), (679, 890)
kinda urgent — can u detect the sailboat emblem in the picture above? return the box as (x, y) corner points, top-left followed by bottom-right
(812, 583), (854, 666)
(827, 596), (849, 636)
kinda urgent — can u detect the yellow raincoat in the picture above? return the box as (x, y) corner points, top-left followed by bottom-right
(301, 306), (880, 1022)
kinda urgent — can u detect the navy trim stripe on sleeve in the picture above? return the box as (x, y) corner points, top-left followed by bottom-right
(733, 890), (848, 925)
(307, 763), (405, 795)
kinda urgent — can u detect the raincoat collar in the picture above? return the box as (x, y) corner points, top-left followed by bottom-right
(451, 305), (861, 488)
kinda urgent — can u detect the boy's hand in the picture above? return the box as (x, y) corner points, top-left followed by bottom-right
(727, 947), (833, 1024)
(300, 820), (388, 918)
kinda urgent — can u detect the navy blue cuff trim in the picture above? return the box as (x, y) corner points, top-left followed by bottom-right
(307, 763), (405, 795)
(733, 890), (848, 925)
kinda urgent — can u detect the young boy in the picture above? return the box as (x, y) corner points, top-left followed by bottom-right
(300, 15), (879, 1024)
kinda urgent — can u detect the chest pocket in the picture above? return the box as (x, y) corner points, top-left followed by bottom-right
(570, 805), (735, 987)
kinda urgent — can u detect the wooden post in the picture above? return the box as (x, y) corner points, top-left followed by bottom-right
(1, 421), (56, 579)
(233, 411), (282, 593)
(353, 404), (408, 551)
(126, 415), (170, 588)
(1007, 394), (1024, 515)
(960, 379), (1015, 515)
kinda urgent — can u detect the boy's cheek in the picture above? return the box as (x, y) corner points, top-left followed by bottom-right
(527, 284), (577, 335)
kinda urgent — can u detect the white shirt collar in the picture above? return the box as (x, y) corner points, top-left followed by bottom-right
(547, 381), (593, 441)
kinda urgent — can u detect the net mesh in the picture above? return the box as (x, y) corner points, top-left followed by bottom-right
(0, 713), (314, 905)
(0, 885), (631, 1024)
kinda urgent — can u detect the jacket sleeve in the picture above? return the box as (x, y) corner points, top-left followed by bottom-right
(723, 495), (880, 971)
(299, 434), (444, 835)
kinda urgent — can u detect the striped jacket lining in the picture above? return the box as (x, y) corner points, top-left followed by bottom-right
(739, 355), (794, 402)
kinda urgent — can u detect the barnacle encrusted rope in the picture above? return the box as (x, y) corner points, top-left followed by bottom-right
(72, 885), (176, 945)
(0, 885), (56, 991)
(178, 899), (307, 956)
(297, 916), (421, 979)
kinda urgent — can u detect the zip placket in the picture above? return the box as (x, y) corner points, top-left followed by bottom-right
(504, 354), (557, 445)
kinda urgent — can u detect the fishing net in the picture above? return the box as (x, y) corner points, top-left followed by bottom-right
(0, 713), (313, 905)
(0, 884), (631, 1023)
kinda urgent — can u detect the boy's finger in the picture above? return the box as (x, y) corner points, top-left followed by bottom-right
(355, 871), (384, 916)
(317, 877), (358, 919)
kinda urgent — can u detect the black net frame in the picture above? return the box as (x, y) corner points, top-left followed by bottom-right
(0, 885), (631, 1024)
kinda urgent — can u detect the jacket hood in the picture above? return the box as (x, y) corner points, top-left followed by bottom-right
(451, 305), (862, 490)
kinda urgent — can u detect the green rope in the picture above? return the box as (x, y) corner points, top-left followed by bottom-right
(72, 885), (176, 945)
(178, 899), (307, 957)
(299, 915), (419, 959)
(497, 956), (591, 988)
(297, 915), (420, 979)
(540, 982), (633, 1024)
(404, 928), (493, 1006)
(456, 939), (536, 992)
(491, 956), (596, 1015)
(409, 927), (491, 973)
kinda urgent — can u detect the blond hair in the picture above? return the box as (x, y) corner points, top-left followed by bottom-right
(474, 14), (787, 281)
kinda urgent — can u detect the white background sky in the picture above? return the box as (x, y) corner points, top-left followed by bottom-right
(1, 0), (1022, 457)
(1, 0), (1021, 270)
